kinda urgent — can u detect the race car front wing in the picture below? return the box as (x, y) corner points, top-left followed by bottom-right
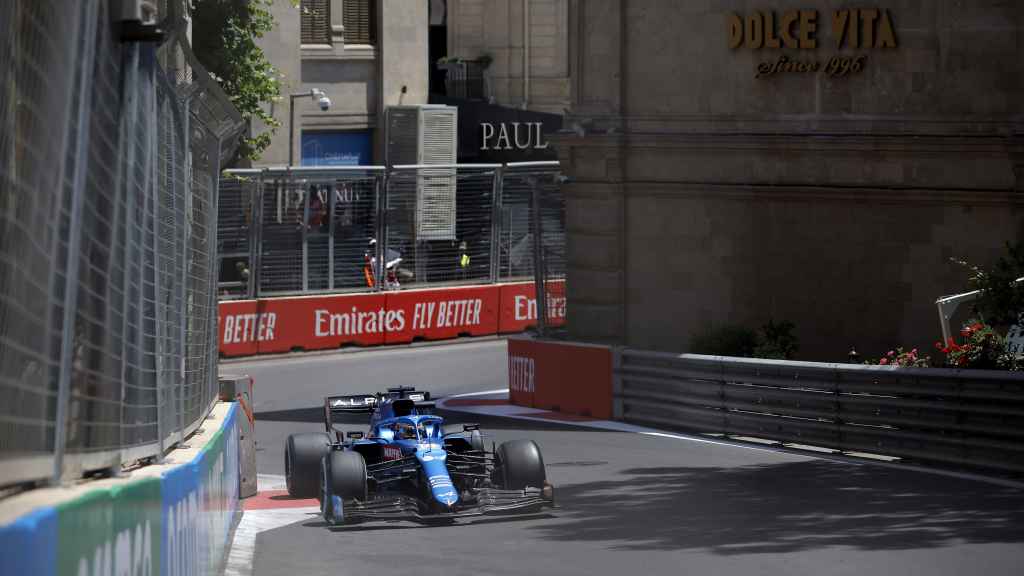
(331, 486), (553, 523)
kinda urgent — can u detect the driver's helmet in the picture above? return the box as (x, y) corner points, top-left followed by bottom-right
(395, 422), (417, 440)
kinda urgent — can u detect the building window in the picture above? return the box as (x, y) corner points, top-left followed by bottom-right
(300, 0), (331, 45)
(343, 0), (376, 45)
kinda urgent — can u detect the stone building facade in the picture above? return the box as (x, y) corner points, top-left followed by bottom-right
(254, 0), (429, 166)
(545, 1), (1023, 359)
(443, 0), (572, 115)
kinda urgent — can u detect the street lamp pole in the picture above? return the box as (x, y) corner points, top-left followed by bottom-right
(288, 88), (331, 166)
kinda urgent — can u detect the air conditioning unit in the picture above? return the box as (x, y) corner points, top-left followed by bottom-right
(385, 105), (458, 241)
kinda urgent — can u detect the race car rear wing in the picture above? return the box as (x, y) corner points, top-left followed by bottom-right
(323, 389), (435, 435)
(326, 394), (378, 414)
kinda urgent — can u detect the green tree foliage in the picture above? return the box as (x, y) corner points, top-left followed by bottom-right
(690, 320), (800, 359)
(954, 241), (1024, 329)
(191, 0), (282, 160)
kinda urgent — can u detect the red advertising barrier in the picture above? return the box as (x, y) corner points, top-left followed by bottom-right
(218, 281), (565, 357)
(507, 338), (612, 419)
(219, 293), (388, 356)
(497, 280), (566, 333)
(384, 285), (499, 344)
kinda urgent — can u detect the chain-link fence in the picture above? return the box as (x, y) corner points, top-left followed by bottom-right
(218, 162), (564, 299)
(0, 0), (244, 488)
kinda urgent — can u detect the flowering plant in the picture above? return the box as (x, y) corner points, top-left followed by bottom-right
(865, 347), (930, 367)
(935, 322), (1021, 370)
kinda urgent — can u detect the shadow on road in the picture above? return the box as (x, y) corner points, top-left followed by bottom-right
(530, 460), (1024, 554)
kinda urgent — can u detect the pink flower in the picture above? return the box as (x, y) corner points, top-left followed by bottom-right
(879, 358), (889, 365)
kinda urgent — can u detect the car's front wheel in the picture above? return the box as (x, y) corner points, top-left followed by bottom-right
(321, 450), (368, 526)
(496, 439), (546, 490)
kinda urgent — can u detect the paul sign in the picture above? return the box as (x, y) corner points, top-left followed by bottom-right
(481, 122), (549, 151)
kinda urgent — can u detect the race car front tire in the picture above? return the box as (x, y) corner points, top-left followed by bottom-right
(326, 450), (368, 501)
(496, 439), (546, 490)
(285, 432), (331, 498)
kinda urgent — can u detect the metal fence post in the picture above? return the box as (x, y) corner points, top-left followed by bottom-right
(489, 166), (503, 284)
(208, 134), (224, 407)
(178, 94), (191, 448)
(376, 170), (387, 291)
(53, 0), (100, 483)
(530, 174), (548, 337)
(301, 171), (310, 292)
(328, 176), (336, 290)
(117, 42), (141, 460)
(251, 172), (265, 298)
(151, 93), (165, 458)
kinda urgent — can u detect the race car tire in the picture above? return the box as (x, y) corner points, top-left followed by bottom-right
(327, 450), (368, 501)
(285, 432), (331, 498)
(468, 429), (484, 453)
(497, 439), (546, 490)
(442, 427), (484, 453)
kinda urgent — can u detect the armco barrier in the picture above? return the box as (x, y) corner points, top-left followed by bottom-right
(507, 342), (1024, 477)
(507, 338), (612, 419)
(615, 351), (1024, 475)
(220, 280), (566, 357)
(0, 403), (240, 576)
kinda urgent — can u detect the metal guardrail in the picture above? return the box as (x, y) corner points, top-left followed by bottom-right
(0, 0), (243, 488)
(614, 350), (1024, 475)
(217, 161), (565, 299)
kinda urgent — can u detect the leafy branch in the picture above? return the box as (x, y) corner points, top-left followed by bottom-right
(191, 0), (284, 161)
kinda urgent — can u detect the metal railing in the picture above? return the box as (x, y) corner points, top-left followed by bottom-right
(0, 0), (244, 488)
(217, 161), (565, 299)
(439, 60), (489, 101)
(614, 350), (1024, 476)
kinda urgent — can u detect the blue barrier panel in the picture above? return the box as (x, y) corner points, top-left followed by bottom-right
(0, 403), (238, 576)
(162, 403), (238, 576)
(56, 477), (161, 576)
(0, 506), (58, 576)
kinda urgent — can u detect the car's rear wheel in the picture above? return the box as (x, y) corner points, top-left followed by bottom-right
(285, 432), (331, 498)
(496, 439), (546, 490)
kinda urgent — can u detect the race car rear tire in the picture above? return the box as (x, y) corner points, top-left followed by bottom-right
(443, 426), (484, 453)
(496, 439), (546, 490)
(468, 429), (484, 453)
(285, 432), (331, 498)
(326, 450), (368, 501)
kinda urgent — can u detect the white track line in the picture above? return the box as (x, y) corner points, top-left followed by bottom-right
(442, 388), (509, 398)
(225, 506), (320, 576)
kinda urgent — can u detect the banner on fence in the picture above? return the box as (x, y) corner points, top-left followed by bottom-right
(218, 281), (565, 356)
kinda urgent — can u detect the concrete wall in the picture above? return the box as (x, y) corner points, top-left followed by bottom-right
(0, 403), (241, 576)
(552, 0), (1024, 360)
(447, 0), (571, 114)
(255, 0), (428, 166)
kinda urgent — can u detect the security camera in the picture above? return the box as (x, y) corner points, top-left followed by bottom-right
(317, 95), (332, 111)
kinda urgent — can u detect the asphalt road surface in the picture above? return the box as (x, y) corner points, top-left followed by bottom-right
(224, 340), (1024, 576)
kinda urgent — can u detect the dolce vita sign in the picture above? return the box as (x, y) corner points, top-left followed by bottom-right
(727, 8), (898, 79)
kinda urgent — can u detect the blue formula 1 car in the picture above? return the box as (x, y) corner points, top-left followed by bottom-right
(283, 387), (554, 525)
